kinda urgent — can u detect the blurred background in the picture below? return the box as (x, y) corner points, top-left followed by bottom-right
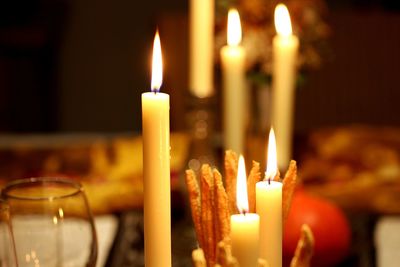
(1, 1), (400, 266)
(0, 0), (399, 133)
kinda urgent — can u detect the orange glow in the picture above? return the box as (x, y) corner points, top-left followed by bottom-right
(274, 4), (292, 37)
(227, 9), (242, 46)
(265, 128), (278, 180)
(151, 30), (163, 92)
(236, 155), (249, 213)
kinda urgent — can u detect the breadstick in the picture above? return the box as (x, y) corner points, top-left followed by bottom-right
(258, 258), (269, 267)
(216, 240), (229, 267)
(227, 258), (239, 267)
(282, 160), (297, 223)
(273, 170), (281, 182)
(201, 164), (216, 266)
(185, 169), (204, 249)
(216, 239), (239, 267)
(224, 150), (238, 214)
(214, 169), (230, 244)
(192, 248), (207, 267)
(290, 224), (314, 267)
(247, 160), (261, 213)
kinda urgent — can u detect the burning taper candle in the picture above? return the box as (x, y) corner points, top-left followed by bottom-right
(141, 31), (171, 267)
(256, 128), (283, 267)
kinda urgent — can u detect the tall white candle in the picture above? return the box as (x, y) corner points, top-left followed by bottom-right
(231, 155), (260, 267)
(220, 9), (246, 154)
(142, 31), (171, 267)
(256, 128), (282, 267)
(189, 0), (214, 98)
(271, 4), (299, 170)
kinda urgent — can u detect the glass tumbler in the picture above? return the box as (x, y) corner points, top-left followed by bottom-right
(1, 178), (97, 267)
(0, 200), (17, 267)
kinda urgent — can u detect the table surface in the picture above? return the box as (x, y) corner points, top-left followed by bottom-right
(105, 210), (197, 267)
(102, 209), (378, 267)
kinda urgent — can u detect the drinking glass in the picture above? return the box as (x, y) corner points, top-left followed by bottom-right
(0, 200), (17, 267)
(1, 178), (97, 267)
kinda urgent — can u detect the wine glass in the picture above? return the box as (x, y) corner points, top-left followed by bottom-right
(0, 200), (17, 267)
(1, 177), (98, 267)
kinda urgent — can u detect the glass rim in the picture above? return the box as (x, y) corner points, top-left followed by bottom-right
(1, 177), (83, 201)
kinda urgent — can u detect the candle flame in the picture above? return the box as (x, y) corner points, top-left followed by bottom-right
(236, 155), (249, 214)
(151, 30), (163, 92)
(274, 4), (292, 37)
(265, 128), (278, 181)
(227, 9), (242, 46)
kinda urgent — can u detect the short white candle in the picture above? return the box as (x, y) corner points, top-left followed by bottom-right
(220, 9), (247, 154)
(271, 4), (299, 170)
(256, 128), (282, 267)
(231, 155), (260, 267)
(141, 31), (171, 267)
(189, 0), (214, 98)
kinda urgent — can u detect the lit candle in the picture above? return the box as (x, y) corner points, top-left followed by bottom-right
(256, 128), (282, 267)
(220, 9), (247, 154)
(141, 31), (171, 267)
(189, 0), (214, 98)
(231, 155), (260, 267)
(271, 4), (299, 170)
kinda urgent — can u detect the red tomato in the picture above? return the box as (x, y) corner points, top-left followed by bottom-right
(283, 189), (351, 267)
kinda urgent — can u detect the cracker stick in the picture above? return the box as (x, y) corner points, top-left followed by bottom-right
(192, 248), (207, 267)
(273, 170), (281, 182)
(216, 239), (239, 267)
(214, 169), (230, 244)
(185, 169), (204, 249)
(247, 160), (261, 213)
(224, 150), (238, 214)
(290, 224), (314, 267)
(201, 164), (216, 266)
(283, 160), (297, 223)
(258, 258), (269, 267)
(216, 240), (229, 267)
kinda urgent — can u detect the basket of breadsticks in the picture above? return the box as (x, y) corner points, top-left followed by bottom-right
(185, 150), (315, 267)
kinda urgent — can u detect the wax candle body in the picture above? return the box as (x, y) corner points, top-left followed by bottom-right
(221, 45), (246, 154)
(189, 0), (214, 98)
(256, 180), (282, 267)
(142, 92), (171, 267)
(271, 35), (299, 170)
(231, 213), (260, 267)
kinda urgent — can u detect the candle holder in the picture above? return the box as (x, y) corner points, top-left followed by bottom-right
(248, 82), (271, 135)
(185, 92), (221, 172)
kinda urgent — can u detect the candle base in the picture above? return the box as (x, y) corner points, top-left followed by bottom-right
(248, 82), (272, 135)
(185, 92), (220, 172)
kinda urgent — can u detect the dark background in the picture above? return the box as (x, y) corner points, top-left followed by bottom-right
(0, 0), (399, 134)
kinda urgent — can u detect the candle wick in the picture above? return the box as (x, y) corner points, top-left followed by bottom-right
(268, 178), (271, 185)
